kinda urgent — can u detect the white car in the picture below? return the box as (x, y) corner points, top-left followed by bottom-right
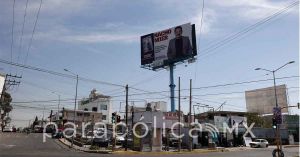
(250, 139), (269, 148)
(116, 133), (125, 145)
(3, 126), (13, 132)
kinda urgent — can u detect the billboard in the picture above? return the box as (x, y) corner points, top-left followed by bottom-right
(141, 23), (197, 68)
(230, 116), (247, 127)
(214, 116), (229, 131)
(0, 74), (5, 97)
(245, 85), (288, 114)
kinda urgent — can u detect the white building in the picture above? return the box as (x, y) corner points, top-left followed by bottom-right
(78, 89), (112, 124)
(149, 101), (167, 112)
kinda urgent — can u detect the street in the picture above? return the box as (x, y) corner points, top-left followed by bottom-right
(0, 133), (299, 157)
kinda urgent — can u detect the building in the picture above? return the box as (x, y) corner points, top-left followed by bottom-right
(245, 85), (288, 114)
(78, 89), (112, 124)
(51, 109), (102, 134)
(149, 101), (167, 112)
(195, 111), (249, 147)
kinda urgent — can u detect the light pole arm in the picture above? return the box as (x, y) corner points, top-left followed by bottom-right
(274, 62), (294, 72)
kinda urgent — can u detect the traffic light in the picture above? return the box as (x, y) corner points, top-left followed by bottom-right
(112, 112), (116, 124)
(272, 117), (277, 129)
(116, 115), (121, 123)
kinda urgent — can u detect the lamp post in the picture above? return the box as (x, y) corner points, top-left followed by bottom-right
(64, 69), (79, 148)
(255, 61), (295, 109)
(255, 61), (295, 156)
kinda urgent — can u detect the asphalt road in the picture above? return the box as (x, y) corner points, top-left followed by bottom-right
(0, 133), (299, 157)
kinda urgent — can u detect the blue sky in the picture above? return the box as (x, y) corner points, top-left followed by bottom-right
(0, 0), (298, 127)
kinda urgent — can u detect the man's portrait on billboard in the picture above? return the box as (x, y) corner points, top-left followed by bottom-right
(167, 26), (192, 60)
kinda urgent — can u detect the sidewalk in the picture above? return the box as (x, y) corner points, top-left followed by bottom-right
(58, 138), (227, 155)
(58, 138), (112, 154)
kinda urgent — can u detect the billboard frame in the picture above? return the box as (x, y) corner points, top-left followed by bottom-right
(140, 23), (197, 112)
(140, 24), (197, 71)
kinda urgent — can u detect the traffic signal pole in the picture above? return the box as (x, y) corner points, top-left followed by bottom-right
(272, 71), (282, 157)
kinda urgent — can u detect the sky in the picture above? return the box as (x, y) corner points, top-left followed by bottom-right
(0, 0), (298, 127)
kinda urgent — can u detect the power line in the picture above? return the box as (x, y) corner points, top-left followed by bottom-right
(10, 0), (16, 72)
(0, 58), (125, 88)
(194, 0), (205, 85)
(191, 87), (299, 98)
(111, 76), (299, 97)
(12, 98), (74, 104)
(16, 0), (29, 70)
(23, 0), (43, 68)
(197, 1), (299, 59)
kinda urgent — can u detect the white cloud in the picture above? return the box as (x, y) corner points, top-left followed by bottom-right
(211, 0), (297, 20)
(62, 33), (138, 43)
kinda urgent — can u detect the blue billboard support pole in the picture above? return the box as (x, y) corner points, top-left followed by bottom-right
(169, 64), (175, 112)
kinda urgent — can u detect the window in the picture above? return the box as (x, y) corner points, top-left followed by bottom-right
(84, 108), (88, 111)
(102, 115), (107, 120)
(92, 107), (98, 112)
(100, 104), (107, 110)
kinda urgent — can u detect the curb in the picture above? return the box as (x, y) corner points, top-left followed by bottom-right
(57, 138), (226, 155)
(284, 145), (300, 148)
(58, 138), (112, 154)
(112, 149), (224, 155)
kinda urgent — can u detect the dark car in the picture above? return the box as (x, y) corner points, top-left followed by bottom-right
(52, 129), (64, 139)
(92, 129), (112, 147)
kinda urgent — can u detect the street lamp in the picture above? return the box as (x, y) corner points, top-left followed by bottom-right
(64, 68), (79, 148)
(255, 61), (295, 155)
(255, 61), (295, 108)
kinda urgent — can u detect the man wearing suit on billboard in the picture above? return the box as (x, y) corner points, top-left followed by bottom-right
(167, 26), (193, 60)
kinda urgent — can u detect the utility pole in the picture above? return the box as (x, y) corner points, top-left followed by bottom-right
(178, 77), (181, 152)
(64, 69), (79, 148)
(272, 71), (283, 156)
(189, 79), (192, 151)
(170, 64), (175, 112)
(131, 106), (134, 130)
(125, 84), (128, 151)
(50, 110), (53, 123)
(255, 61), (294, 157)
(42, 105), (45, 128)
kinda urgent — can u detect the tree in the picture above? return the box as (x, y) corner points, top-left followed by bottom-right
(0, 92), (13, 113)
(33, 116), (39, 129)
(0, 92), (13, 131)
(246, 113), (267, 128)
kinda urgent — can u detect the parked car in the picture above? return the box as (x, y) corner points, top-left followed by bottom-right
(3, 126), (13, 132)
(34, 125), (43, 133)
(116, 133), (125, 145)
(92, 129), (112, 147)
(250, 139), (269, 148)
(122, 131), (134, 148)
(168, 134), (180, 147)
(52, 129), (64, 139)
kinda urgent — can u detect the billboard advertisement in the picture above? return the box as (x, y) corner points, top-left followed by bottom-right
(141, 23), (197, 67)
(0, 74), (5, 97)
(230, 116), (247, 127)
(245, 85), (288, 114)
(214, 116), (229, 131)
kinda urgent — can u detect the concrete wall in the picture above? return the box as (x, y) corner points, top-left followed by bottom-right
(245, 84), (288, 114)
